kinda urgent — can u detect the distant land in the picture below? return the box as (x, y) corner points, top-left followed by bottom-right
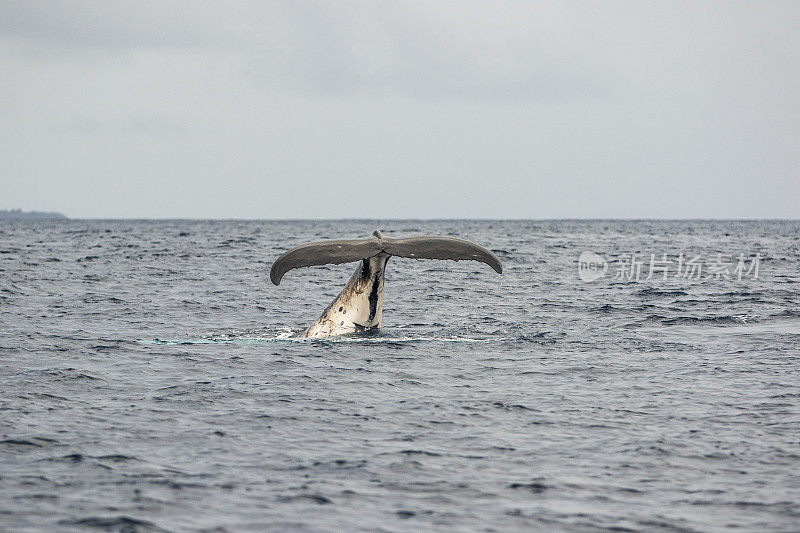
(0, 209), (68, 220)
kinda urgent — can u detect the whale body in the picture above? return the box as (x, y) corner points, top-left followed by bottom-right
(270, 230), (502, 338)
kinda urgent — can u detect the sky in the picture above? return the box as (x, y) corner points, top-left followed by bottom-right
(1, 1), (799, 219)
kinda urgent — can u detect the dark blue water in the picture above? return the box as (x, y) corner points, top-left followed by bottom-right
(1, 220), (799, 531)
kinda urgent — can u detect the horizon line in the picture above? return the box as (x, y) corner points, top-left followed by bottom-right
(5, 216), (800, 222)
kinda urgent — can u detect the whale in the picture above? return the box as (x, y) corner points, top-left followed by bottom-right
(270, 230), (502, 338)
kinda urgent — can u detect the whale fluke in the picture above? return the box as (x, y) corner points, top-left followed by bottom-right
(269, 237), (384, 285)
(270, 232), (502, 285)
(380, 236), (502, 274)
(270, 231), (502, 337)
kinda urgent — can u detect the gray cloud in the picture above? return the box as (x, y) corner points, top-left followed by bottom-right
(64, 115), (184, 136)
(0, 1), (242, 50)
(1, 1), (799, 218)
(3, 1), (608, 99)
(249, 2), (611, 99)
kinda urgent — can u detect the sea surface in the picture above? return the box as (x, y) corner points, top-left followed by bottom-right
(1, 219), (799, 532)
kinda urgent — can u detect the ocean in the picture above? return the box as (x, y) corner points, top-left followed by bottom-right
(1, 219), (798, 531)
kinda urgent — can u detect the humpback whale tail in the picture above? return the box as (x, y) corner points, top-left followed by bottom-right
(270, 230), (502, 337)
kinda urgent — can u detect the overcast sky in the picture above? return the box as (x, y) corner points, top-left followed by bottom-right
(1, 1), (798, 219)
